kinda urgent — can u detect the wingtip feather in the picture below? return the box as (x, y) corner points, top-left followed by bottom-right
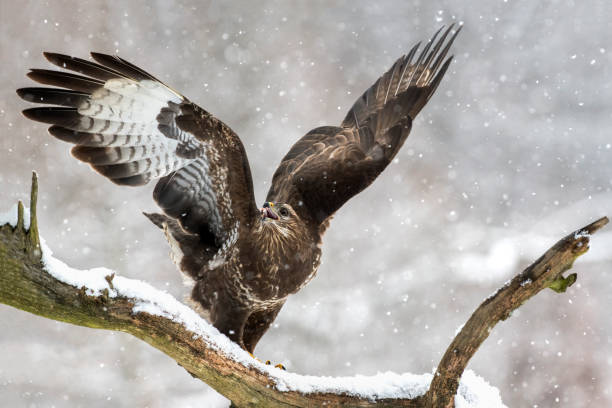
(21, 107), (80, 125)
(22, 107), (59, 122)
(48, 125), (80, 143)
(16, 88), (29, 101)
(43, 51), (65, 64)
(21, 107), (38, 121)
(89, 51), (110, 61)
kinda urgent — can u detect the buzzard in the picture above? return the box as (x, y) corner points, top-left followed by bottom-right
(17, 25), (460, 353)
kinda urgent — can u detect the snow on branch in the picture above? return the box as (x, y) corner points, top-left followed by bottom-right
(0, 173), (606, 407)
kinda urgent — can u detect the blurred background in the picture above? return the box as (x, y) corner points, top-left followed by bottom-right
(1, 0), (611, 407)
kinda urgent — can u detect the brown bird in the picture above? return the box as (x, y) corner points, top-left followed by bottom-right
(17, 25), (460, 353)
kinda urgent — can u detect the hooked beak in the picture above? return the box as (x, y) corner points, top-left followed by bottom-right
(261, 206), (278, 220)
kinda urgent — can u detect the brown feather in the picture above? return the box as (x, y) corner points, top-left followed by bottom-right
(267, 25), (460, 228)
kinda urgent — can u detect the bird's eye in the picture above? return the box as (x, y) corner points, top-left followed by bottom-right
(279, 207), (289, 217)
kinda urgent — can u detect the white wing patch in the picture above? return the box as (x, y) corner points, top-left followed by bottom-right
(65, 76), (202, 182)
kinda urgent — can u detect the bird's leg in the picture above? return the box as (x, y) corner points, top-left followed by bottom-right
(243, 304), (286, 369)
(211, 301), (250, 350)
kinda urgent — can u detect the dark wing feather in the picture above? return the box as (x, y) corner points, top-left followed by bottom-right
(266, 25), (460, 227)
(18, 52), (259, 275)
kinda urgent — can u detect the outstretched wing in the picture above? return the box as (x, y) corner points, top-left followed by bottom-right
(266, 25), (460, 227)
(18, 52), (258, 261)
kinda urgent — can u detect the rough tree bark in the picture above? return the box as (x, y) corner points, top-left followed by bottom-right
(0, 173), (607, 407)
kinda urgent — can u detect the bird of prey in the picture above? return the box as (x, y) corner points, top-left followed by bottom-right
(17, 25), (460, 353)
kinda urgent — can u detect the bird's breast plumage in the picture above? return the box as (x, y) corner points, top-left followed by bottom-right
(212, 218), (322, 310)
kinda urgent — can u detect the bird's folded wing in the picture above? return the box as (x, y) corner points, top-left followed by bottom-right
(18, 52), (258, 252)
(266, 25), (460, 227)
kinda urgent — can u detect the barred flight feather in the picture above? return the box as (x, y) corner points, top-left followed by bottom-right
(18, 50), (258, 261)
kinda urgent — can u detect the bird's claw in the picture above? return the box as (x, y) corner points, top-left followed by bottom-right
(249, 352), (262, 363)
(251, 354), (285, 370)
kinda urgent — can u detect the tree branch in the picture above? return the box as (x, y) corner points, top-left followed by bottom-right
(426, 215), (608, 407)
(0, 173), (607, 407)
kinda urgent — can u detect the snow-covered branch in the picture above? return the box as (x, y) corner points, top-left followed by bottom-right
(0, 173), (606, 407)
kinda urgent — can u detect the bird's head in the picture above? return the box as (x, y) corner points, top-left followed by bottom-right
(260, 201), (294, 222)
(257, 201), (306, 251)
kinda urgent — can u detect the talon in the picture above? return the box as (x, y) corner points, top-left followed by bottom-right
(251, 353), (284, 369)
(248, 353), (262, 363)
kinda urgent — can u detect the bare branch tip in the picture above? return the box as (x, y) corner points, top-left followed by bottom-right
(27, 171), (40, 250)
(571, 217), (608, 243)
(16, 200), (25, 231)
(105, 273), (115, 290)
(585, 216), (609, 234)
